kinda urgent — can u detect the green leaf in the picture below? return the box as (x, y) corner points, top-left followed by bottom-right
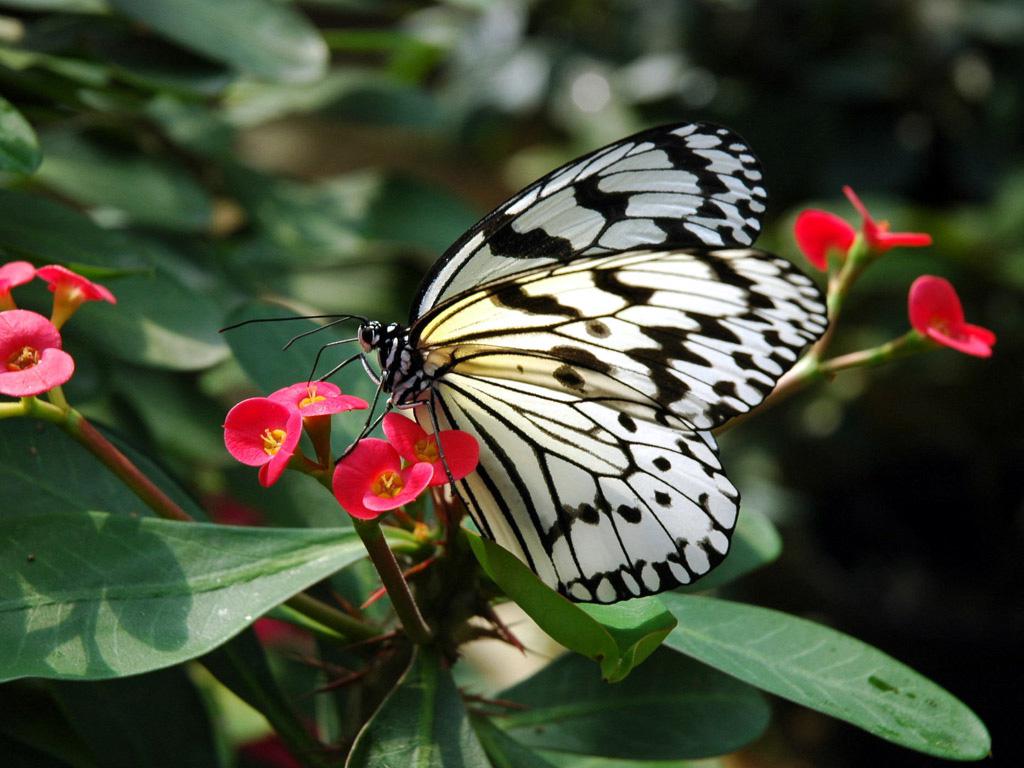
(677, 508), (781, 591)
(0, 1), (106, 11)
(0, 189), (146, 269)
(471, 715), (560, 768)
(578, 599), (676, 681)
(0, 511), (368, 681)
(37, 130), (213, 231)
(465, 531), (673, 682)
(494, 649), (769, 760)
(72, 266), (229, 370)
(660, 594), (991, 760)
(49, 667), (222, 768)
(107, 0), (327, 84)
(538, 755), (714, 768)
(0, 419), (204, 520)
(348, 646), (490, 767)
(0, 681), (98, 768)
(0, 95), (41, 174)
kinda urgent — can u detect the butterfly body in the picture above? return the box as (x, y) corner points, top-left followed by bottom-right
(353, 123), (827, 604)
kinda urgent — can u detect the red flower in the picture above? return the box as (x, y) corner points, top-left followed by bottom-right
(382, 412), (479, 487)
(223, 398), (302, 487)
(36, 264), (116, 329)
(908, 276), (995, 358)
(0, 261), (35, 310)
(237, 734), (303, 768)
(0, 310), (75, 397)
(268, 381), (368, 417)
(332, 438), (434, 520)
(843, 186), (932, 253)
(794, 210), (856, 271)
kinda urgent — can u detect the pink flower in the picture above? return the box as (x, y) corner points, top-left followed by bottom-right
(332, 438), (434, 520)
(0, 261), (35, 310)
(908, 276), (996, 358)
(794, 210), (856, 271)
(268, 381), (368, 417)
(223, 398), (302, 487)
(237, 734), (303, 768)
(0, 310), (75, 397)
(843, 186), (932, 254)
(36, 264), (116, 329)
(382, 412), (479, 487)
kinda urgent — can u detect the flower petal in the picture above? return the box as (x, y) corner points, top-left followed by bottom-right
(0, 261), (35, 293)
(361, 462), (434, 511)
(794, 209), (856, 270)
(36, 264), (116, 304)
(269, 380), (369, 416)
(332, 439), (401, 519)
(0, 309), (62, 359)
(430, 430), (481, 487)
(0, 347), (74, 397)
(223, 397), (294, 466)
(908, 275), (965, 333)
(382, 411), (427, 463)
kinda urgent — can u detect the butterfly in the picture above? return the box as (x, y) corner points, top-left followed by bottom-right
(351, 123), (827, 604)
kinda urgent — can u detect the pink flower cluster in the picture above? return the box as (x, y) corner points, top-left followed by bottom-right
(222, 386), (479, 521)
(0, 261), (116, 397)
(793, 188), (994, 358)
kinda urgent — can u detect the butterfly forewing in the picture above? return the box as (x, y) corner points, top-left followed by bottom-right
(411, 123), (769, 321)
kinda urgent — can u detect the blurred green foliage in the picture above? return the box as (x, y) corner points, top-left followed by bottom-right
(0, 1), (1019, 766)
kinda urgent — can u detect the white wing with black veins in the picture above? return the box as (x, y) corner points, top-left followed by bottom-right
(411, 123), (768, 321)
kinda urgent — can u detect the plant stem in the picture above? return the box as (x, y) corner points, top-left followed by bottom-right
(353, 517), (433, 645)
(61, 409), (195, 522)
(285, 592), (379, 642)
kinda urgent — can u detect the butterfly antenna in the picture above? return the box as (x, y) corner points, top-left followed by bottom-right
(219, 313), (368, 334)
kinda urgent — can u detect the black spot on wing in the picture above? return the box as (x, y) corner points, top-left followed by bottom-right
(486, 217), (575, 261)
(553, 364), (586, 392)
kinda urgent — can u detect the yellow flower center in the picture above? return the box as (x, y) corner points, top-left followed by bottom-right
(261, 428), (288, 456)
(414, 437), (439, 463)
(6, 345), (40, 372)
(371, 470), (404, 498)
(299, 385), (326, 409)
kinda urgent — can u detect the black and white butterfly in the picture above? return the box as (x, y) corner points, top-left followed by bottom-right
(350, 123), (826, 604)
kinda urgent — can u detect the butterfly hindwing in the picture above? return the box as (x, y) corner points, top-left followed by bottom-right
(411, 123), (769, 321)
(413, 248), (826, 601)
(424, 375), (737, 603)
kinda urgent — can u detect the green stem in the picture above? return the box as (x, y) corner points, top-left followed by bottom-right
(715, 331), (928, 436)
(62, 409), (195, 522)
(285, 592), (379, 642)
(353, 518), (433, 645)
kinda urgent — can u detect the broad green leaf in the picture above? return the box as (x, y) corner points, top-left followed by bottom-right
(0, 419), (204, 520)
(73, 266), (228, 370)
(0, 189), (146, 268)
(494, 649), (769, 760)
(0, 1), (106, 10)
(50, 667), (222, 768)
(660, 594), (991, 760)
(37, 130), (213, 231)
(224, 69), (385, 127)
(0, 511), (368, 681)
(349, 646), (490, 767)
(364, 175), (480, 257)
(677, 508), (781, 591)
(0, 95), (41, 174)
(107, 0), (327, 84)
(578, 598), (676, 681)
(471, 715), (560, 768)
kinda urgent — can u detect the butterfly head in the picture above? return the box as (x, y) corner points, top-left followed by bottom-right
(357, 321), (383, 353)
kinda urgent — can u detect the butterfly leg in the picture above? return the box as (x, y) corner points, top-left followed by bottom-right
(336, 376), (390, 460)
(426, 390), (458, 488)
